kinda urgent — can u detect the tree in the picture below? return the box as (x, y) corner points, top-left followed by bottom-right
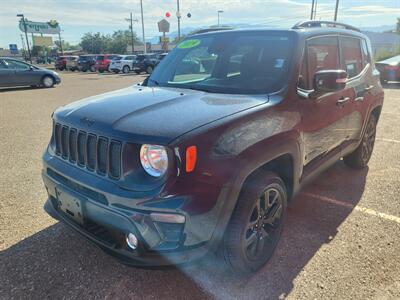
(109, 30), (142, 54)
(79, 30), (142, 54)
(54, 40), (79, 51)
(80, 32), (111, 54)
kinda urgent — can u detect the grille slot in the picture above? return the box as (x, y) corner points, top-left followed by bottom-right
(69, 129), (77, 163)
(61, 126), (69, 159)
(109, 141), (122, 178)
(86, 134), (97, 171)
(97, 137), (108, 174)
(53, 123), (122, 179)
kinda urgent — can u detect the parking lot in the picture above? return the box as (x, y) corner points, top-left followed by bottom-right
(0, 72), (399, 299)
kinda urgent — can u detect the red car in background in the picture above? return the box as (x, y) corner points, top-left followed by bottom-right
(94, 54), (119, 73)
(55, 56), (68, 71)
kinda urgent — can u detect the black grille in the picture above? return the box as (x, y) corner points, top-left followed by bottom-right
(53, 123), (122, 179)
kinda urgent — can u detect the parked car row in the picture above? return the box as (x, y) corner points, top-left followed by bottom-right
(54, 53), (168, 74)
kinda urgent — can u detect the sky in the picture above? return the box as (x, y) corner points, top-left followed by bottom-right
(0, 0), (399, 49)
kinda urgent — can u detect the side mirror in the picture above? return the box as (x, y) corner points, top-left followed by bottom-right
(312, 69), (347, 96)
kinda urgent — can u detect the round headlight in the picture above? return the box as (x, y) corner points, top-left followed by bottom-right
(140, 144), (168, 177)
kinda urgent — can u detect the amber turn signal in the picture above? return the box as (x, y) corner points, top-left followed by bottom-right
(185, 146), (197, 173)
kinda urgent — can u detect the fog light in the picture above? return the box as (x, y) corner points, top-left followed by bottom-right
(126, 232), (138, 249)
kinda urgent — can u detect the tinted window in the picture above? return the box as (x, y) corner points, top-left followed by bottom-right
(96, 55), (104, 60)
(304, 36), (340, 89)
(6, 60), (30, 70)
(340, 36), (363, 78)
(148, 32), (294, 94)
(125, 56), (135, 60)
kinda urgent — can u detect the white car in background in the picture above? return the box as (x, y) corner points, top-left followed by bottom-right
(109, 55), (137, 73)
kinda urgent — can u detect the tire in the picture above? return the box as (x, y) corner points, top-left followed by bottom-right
(223, 172), (287, 275)
(344, 113), (377, 169)
(82, 68), (87, 72)
(41, 76), (55, 88)
(90, 65), (96, 72)
(122, 65), (130, 74)
(146, 66), (153, 74)
(135, 71), (141, 75)
(98, 69), (104, 73)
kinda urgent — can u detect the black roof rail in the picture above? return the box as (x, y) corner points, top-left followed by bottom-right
(189, 27), (234, 35)
(292, 20), (361, 32)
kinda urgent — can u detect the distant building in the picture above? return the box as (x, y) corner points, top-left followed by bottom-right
(363, 31), (400, 56)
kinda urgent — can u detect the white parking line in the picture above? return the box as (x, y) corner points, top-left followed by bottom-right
(376, 138), (400, 144)
(301, 192), (400, 224)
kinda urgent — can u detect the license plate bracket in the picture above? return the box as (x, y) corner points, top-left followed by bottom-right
(56, 187), (85, 225)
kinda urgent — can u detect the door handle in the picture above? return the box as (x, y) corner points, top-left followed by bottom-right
(364, 85), (374, 92)
(337, 97), (350, 106)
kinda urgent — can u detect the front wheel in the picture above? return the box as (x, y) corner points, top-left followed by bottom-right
(344, 113), (377, 169)
(90, 65), (96, 72)
(41, 76), (55, 88)
(223, 172), (287, 275)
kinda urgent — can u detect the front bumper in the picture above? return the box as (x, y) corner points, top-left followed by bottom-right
(42, 165), (209, 266)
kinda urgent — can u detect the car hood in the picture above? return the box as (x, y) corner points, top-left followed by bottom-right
(54, 85), (268, 144)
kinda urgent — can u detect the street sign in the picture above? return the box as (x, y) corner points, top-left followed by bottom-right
(32, 36), (53, 47)
(158, 19), (170, 33)
(9, 44), (18, 54)
(19, 19), (60, 34)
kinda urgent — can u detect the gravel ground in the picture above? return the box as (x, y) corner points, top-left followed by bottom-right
(0, 73), (399, 299)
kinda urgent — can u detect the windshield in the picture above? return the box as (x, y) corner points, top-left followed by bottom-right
(146, 32), (294, 94)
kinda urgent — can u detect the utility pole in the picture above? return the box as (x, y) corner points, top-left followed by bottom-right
(310, 0), (315, 20)
(140, 0), (146, 54)
(177, 0), (181, 40)
(334, 0), (339, 21)
(17, 14), (32, 63)
(126, 13), (138, 54)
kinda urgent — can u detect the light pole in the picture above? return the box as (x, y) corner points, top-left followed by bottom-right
(217, 10), (224, 27)
(58, 29), (63, 55)
(17, 14), (32, 63)
(20, 34), (26, 60)
(125, 13), (138, 54)
(140, 0), (146, 54)
(177, 0), (181, 41)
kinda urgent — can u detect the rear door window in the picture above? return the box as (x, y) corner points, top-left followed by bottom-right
(340, 36), (363, 78)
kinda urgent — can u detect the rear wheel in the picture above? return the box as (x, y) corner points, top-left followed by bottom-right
(146, 66), (153, 74)
(223, 172), (287, 275)
(90, 65), (96, 72)
(122, 65), (130, 74)
(344, 114), (377, 169)
(42, 76), (55, 88)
